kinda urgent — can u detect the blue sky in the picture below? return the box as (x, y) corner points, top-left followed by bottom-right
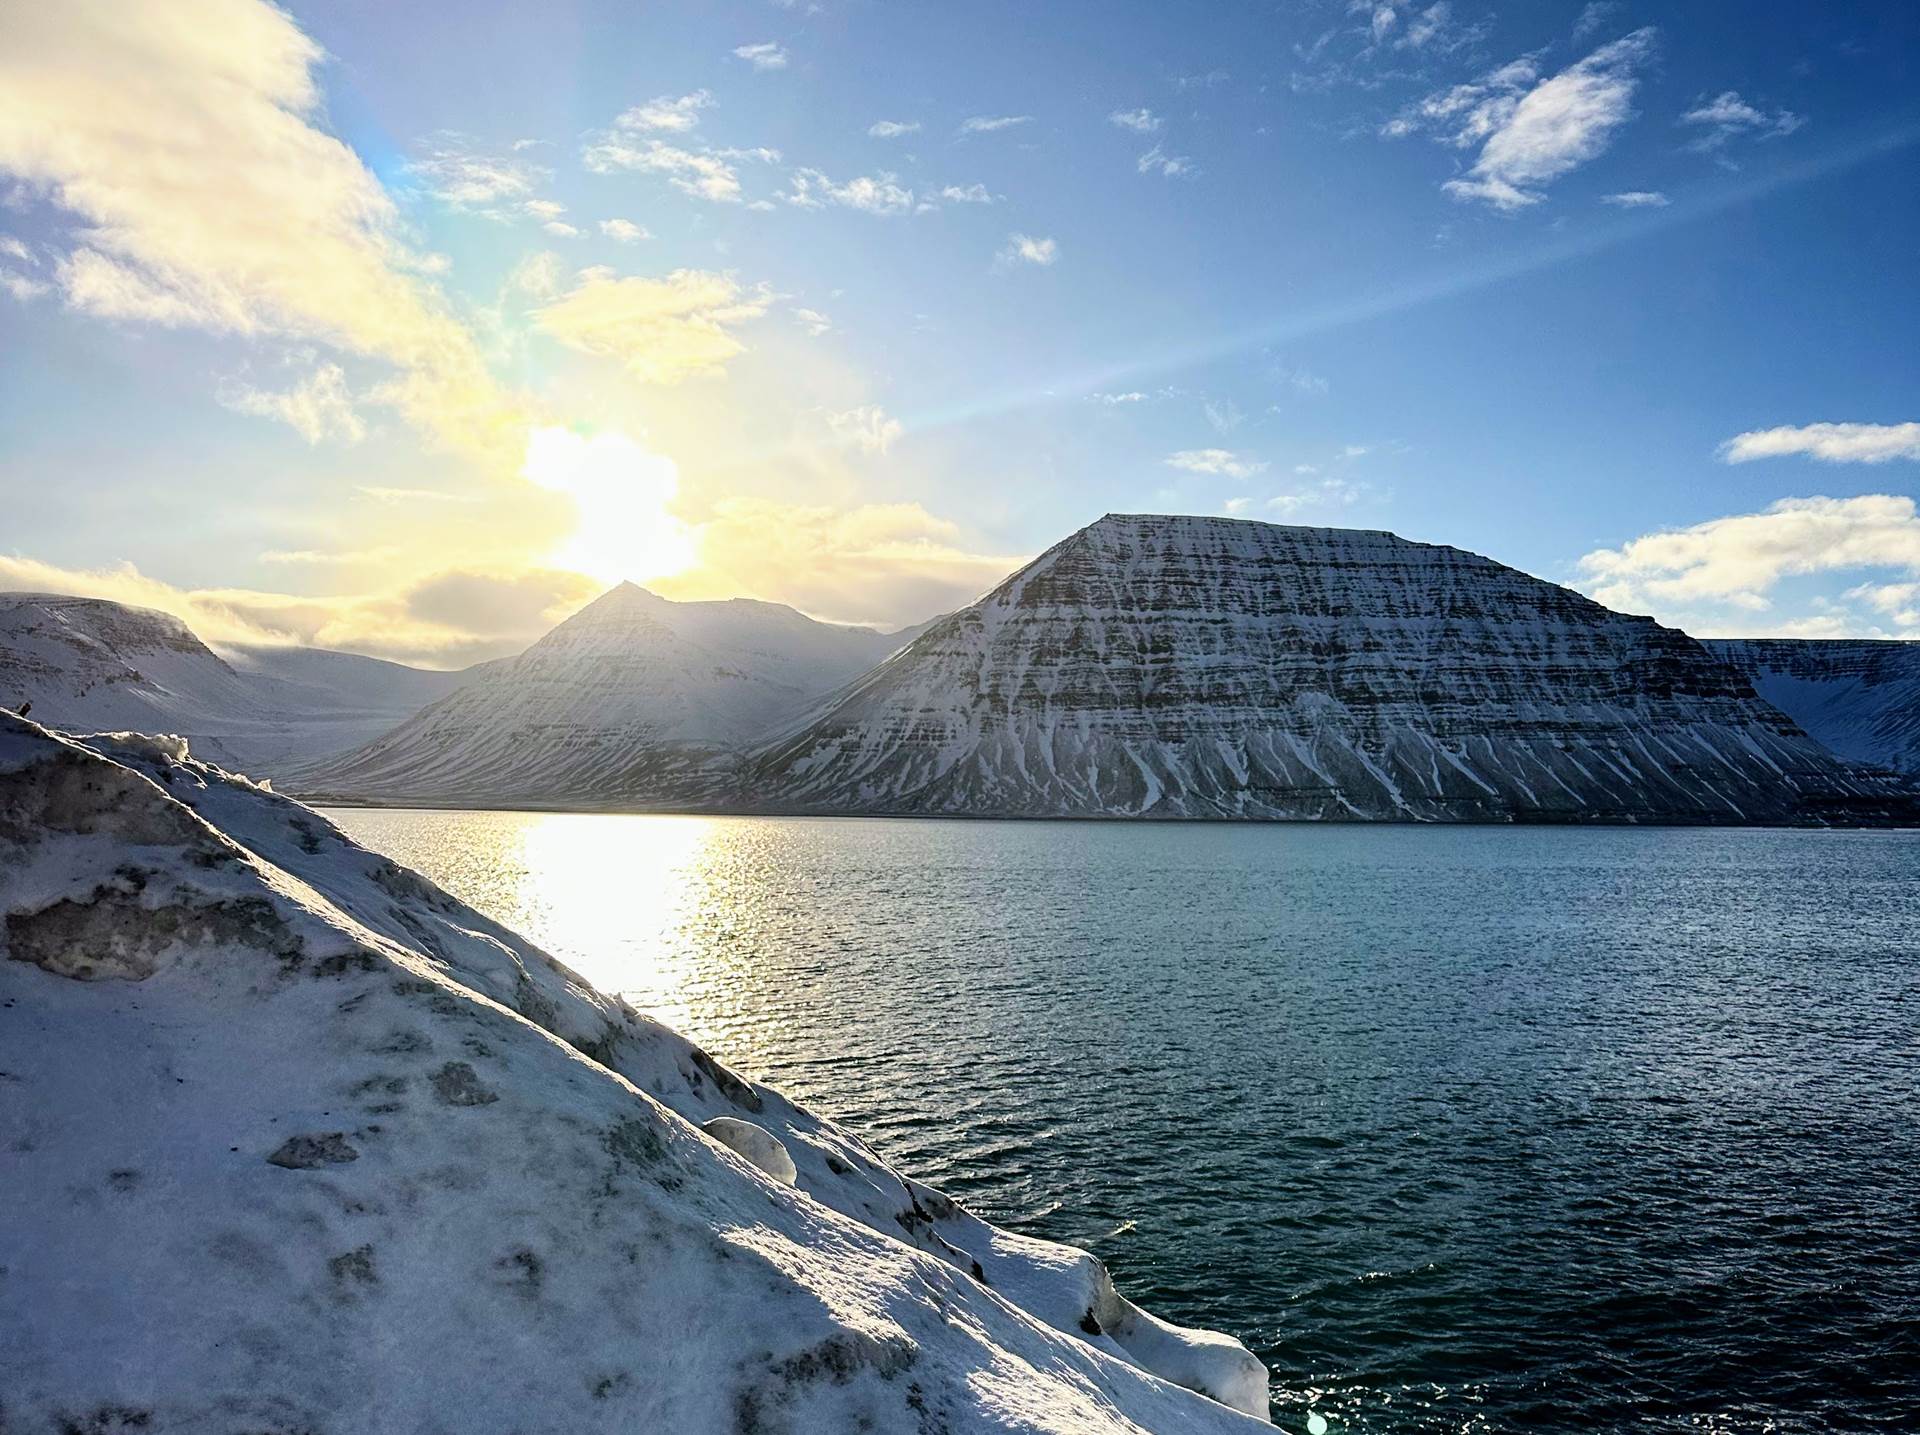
(1, 0), (1916, 662)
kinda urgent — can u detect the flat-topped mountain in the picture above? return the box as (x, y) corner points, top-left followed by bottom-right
(298, 582), (919, 807)
(1708, 638), (1920, 777)
(747, 514), (1913, 823)
(0, 592), (463, 775)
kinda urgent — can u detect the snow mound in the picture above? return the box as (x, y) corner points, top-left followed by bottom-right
(0, 713), (1270, 1431)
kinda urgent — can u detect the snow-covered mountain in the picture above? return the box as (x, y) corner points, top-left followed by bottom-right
(747, 514), (1915, 823)
(0, 592), (464, 776)
(297, 581), (919, 807)
(0, 714), (1270, 1431)
(1708, 638), (1920, 776)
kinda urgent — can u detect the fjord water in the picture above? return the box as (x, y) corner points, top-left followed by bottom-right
(323, 810), (1920, 1432)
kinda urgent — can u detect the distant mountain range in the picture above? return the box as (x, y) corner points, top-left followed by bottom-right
(0, 593), (466, 774)
(4, 515), (1916, 823)
(295, 583), (922, 807)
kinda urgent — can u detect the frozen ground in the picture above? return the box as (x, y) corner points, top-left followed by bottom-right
(0, 713), (1268, 1433)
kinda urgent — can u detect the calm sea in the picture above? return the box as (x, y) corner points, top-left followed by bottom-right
(320, 809), (1920, 1433)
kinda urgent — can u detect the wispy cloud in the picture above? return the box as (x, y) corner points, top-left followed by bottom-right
(785, 168), (915, 215)
(960, 115), (1032, 135)
(791, 306), (831, 336)
(868, 120), (921, 138)
(997, 233), (1058, 267)
(583, 135), (777, 204)
(733, 42), (789, 71)
(1680, 91), (1805, 152)
(1109, 108), (1162, 134)
(1385, 29), (1657, 211)
(1267, 476), (1367, 513)
(935, 183), (994, 205)
(1578, 494), (1920, 633)
(1571, 1), (1618, 42)
(1720, 422), (1920, 465)
(599, 218), (651, 242)
(1601, 189), (1669, 207)
(220, 363), (365, 444)
(408, 135), (547, 209)
(616, 91), (714, 133)
(1137, 145), (1194, 178)
(534, 268), (771, 384)
(1167, 448), (1267, 479)
(825, 404), (904, 454)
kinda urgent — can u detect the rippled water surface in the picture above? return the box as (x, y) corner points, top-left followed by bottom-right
(321, 810), (1920, 1433)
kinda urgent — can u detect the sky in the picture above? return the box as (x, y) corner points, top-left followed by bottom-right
(0, 0), (1916, 666)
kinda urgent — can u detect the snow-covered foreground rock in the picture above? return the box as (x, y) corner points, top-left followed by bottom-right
(1708, 638), (1920, 777)
(298, 583), (921, 808)
(0, 714), (1268, 1433)
(748, 515), (1918, 824)
(0, 592), (464, 776)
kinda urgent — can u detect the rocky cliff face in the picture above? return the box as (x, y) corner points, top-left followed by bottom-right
(1707, 638), (1920, 777)
(748, 515), (1913, 823)
(0, 714), (1270, 1431)
(297, 583), (916, 807)
(0, 592), (461, 776)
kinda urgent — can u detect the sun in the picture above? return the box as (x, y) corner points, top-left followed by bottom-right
(522, 425), (698, 585)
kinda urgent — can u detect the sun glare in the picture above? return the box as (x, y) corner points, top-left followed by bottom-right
(523, 425), (698, 585)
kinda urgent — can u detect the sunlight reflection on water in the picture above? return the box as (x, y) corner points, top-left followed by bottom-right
(321, 807), (1920, 1433)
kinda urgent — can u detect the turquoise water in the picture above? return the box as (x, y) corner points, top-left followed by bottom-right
(321, 810), (1920, 1433)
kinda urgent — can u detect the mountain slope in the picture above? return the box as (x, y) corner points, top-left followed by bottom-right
(0, 714), (1270, 1429)
(0, 592), (463, 775)
(748, 514), (1913, 824)
(1707, 638), (1920, 776)
(297, 582), (915, 807)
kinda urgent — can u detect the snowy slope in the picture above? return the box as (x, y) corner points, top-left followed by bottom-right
(1707, 639), (1920, 776)
(297, 582), (917, 808)
(0, 593), (464, 776)
(747, 514), (1916, 824)
(0, 713), (1270, 1431)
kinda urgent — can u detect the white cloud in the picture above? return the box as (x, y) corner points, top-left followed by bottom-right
(616, 91), (714, 133)
(733, 42), (789, 71)
(1572, 2), (1619, 42)
(1109, 108), (1162, 134)
(868, 120), (921, 138)
(0, 1), (520, 464)
(1274, 366), (1330, 396)
(825, 404), (904, 454)
(1223, 496), (1253, 515)
(1167, 448), (1267, 479)
(1601, 189), (1669, 207)
(1680, 91), (1804, 152)
(1266, 477), (1367, 514)
(1720, 422), (1920, 465)
(541, 220), (580, 238)
(1387, 30), (1656, 210)
(1204, 397), (1243, 433)
(0, 234), (32, 264)
(408, 136), (547, 208)
(220, 362), (365, 444)
(791, 306), (831, 336)
(1577, 495), (1920, 622)
(599, 218), (651, 242)
(1137, 145), (1194, 178)
(785, 168), (915, 215)
(523, 199), (567, 221)
(1091, 391), (1148, 404)
(534, 268), (771, 384)
(960, 115), (1032, 134)
(1847, 581), (1920, 630)
(935, 183), (995, 204)
(507, 250), (566, 299)
(583, 137), (748, 203)
(0, 268), (47, 301)
(997, 233), (1058, 267)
